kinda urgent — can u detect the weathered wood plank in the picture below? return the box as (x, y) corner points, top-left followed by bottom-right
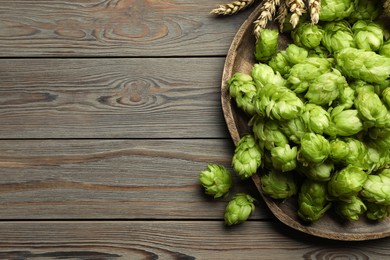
(0, 0), (251, 57)
(0, 139), (268, 219)
(0, 221), (389, 259)
(0, 58), (230, 138)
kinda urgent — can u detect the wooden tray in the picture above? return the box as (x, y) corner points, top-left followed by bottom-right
(221, 5), (390, 241)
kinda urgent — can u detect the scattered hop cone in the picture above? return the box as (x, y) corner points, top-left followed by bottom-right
(254, 28), (279, 62)
(232, 134), (262, 179)
(361, 169), (390, 205)
(365, 202), (390, 221)
(199, 164), (233, 198)
(334, 196), (367, 221)
(260, 170), (297, 199)
(297, 179), (332, 222)
(335, 47), (390, 84)
(328, 165), (367, 201)
(298, 133), (330, 165)
(224, 193), (255, 226)
(352, 20), (384, 52)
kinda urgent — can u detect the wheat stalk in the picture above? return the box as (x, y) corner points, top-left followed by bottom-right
(275, 1), (288, 31)
(210, 0), (256, 15)
(308, 0), (321, 24)
(253, 0), (280, 39)
(287, 0), (306, 28)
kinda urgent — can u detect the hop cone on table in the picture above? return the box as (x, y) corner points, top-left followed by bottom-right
(224, 193), (256, 225)
(232, 134), (262, 179)
(199, 164), (233, 198)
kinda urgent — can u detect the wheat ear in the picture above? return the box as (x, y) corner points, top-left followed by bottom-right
(308, 0), (321, 24)
(287, 0), (306, 29)
(253, 0), (280, 39)
(210, 0), (256, 15)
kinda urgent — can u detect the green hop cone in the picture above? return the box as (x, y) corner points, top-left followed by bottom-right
(365, 202), (390, 221)
(334, 196), (367, 221)
(232, 134), (262, 179)
(224, 193), (255, 226)
(361, 169), (390, 205)
(297, 179), (332, 222)
(254, 28), (279, 62)
(327, 106), (364, 137)
(227, 72), (257, 116)
(268, 51), (291, 76)
(199, 164), (233, 198)
(279, 116), (308, 144)
(251, 63), (285, 89)
(255, 84), (304, 121)
(302, 104), (331, 135)
(299, 160), (334, 182)
(335, 47), (390, 84)
(292, 22), (323, 49)
(250, 116), (289, 151)
(328, 165), (367, 201)
(349, 0), (382, 22)
(319, 0), (357, 21)
(382, 87), (390, 108)
(329, 138), (350, 162)
(298, 133), (330, 165)
(285, 44), (308, 64)
(352, 20), (384, 51)
(354, 90), (388, 128)
(321, 20), (356, 53)
(260, 170), (297, 199)
(270, 144), (298, 172)
(379, 39), (390, 58)
(304, 68), (347, 106)
(338, 86), (355, 109)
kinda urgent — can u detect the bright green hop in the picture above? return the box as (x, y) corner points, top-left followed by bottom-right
(302, 103), (331, 135)
(270, 144), (298, 172)
(335, 47), (390, 85)
(268, 51), (291, 76)
(329, 138), (350, 162)
(382, 87), (390, 108)
(255, 84), (304, 121)
(327, 106), (364, 137)
(298, 133), (330, 165)
(348, 0), (382, 22)
(330, 138), (372, 171)
(328, 165), (367, 201)
(361, 169), (390, 205)
(354, 90), (388, 128)
(251, 63), (285, 89)
(297, 179), (332, 222)
(260, 170), (297, 199)
(251, 117), (289, 151)
(285, 44), (308, 64)
(365, 202), (390, 221)
(227, 72), (257, 116)
(319, 0), (357, 21)
(321, 20), (356, 53)
(299, 160), (334, 182)
(199, 164), (233, 198)
(279, 116), (308, 144)
(334, 196), (367, 221)
(352, 20), (384, 51)
(232, 134), (262, 179)
(254, 28), (279, 62)
(292, 22), (323, 49)
(338, 86), (355, 109)
(304, 68), (348, 106)
(224, 193), (255, 226)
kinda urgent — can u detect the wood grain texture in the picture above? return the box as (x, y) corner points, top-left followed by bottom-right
(0, 139), (269, 220)
(0, 58), (229, 138)
(0, 0), (250, 57)
(0, 221), (389, 259)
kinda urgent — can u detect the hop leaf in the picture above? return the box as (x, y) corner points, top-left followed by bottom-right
(199, 164), (233, 198)
(224, 193), (255, 225)
(232, 134), (262, 179)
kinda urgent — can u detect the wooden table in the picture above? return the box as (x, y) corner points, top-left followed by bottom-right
(0, 1), (389, 258)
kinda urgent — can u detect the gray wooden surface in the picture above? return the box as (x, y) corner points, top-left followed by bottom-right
(1, 1), (389, 259)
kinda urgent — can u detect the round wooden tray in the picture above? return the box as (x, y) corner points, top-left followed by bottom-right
(221, 5), (390, 241)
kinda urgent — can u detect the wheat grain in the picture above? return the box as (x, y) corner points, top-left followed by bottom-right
(275, 1), (288, 31)
(308, 0), (321, 24)
(253, 0), (280, 39)
(287, 0), (306, 28)
(210, 0), (256, 15)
